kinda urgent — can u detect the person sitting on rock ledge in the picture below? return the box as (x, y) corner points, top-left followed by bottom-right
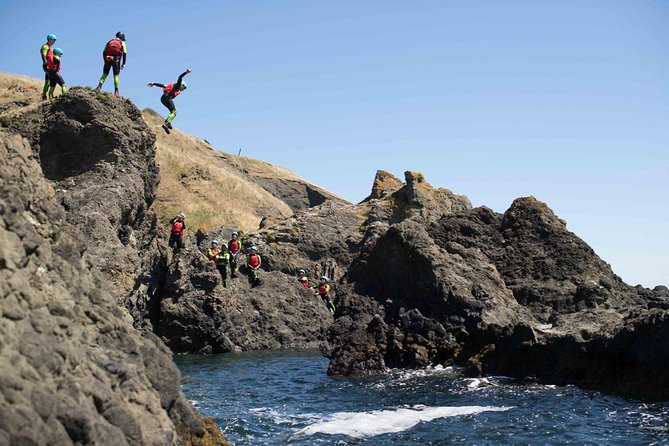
(298, 269), (310, 289)
(247, 246), (262, 287)
(215, 243), (230, 287)
(169, 212), (186, 254)
(316, 276), (335, 314)
(228, 231), (242, 278)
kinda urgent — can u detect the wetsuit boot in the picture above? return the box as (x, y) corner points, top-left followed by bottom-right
(114, 89), (120, 98)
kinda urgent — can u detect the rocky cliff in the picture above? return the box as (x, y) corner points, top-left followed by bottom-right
(319, 171), (669, 400)
(0, 88), (228, 445)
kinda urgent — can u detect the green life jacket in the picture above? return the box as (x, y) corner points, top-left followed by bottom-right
(215, 251), (230, 266)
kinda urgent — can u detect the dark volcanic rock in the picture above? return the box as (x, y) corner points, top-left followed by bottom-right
(154, 200), (363, 353)
(9, 88), (166, 329)
(0, 132), (227, 445)
(311, 173), (668, 400)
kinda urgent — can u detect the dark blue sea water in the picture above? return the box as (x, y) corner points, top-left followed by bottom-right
(175, 350), (669, 445)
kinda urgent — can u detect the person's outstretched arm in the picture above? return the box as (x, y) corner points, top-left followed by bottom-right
(147, 82), (166, 88)
(173, 68), (191, 91)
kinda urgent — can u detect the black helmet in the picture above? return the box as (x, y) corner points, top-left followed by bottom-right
(116, 31), (126, 41)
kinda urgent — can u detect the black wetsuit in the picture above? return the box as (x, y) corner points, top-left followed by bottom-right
(153, 71), (189, 112)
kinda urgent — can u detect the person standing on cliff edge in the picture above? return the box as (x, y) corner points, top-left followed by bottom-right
(147, 68), (191, 134)
(95, 32), (127, 98)
(45, 47), (68, 100)
(40, 34), (57, 100)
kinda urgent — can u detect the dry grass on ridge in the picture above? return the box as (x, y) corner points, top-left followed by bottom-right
(143, 109), (295, 232)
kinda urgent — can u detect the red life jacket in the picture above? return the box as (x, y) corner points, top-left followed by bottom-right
(319, 284), (330, 296)
(105, 39), (123, 57)
(163, 83), (182, 98)
(228, 239), (240, 254)
(171, 221), (184, 235)
(248, 253), (260, 268)
(46, 56), (60, 73)
(42, 45), (53, 62)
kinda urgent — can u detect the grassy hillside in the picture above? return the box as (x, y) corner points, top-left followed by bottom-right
(143, 109), (298, 231)
(1, 72), (344, 232)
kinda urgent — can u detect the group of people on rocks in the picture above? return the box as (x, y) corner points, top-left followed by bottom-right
(206, 233), (261, 288)
(39, 32), (189, 132)
(298, 269), (336, 314)
(169, 212), (335, 312)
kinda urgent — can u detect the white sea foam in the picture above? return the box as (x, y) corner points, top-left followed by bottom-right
(295, 405), (513, 438)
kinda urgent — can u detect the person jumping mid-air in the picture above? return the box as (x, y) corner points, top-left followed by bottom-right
(45, 48), (67, 99)
(95, 32), (127, 97)
(147, 68), (191, 134)
(40, 34), (57, 100)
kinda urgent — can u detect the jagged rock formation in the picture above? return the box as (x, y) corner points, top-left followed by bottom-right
(156, 163), (669, 399)
(6, 88), (165, 328)
(319, 174), (669, 400)
(0, 89), (227, 444)
(155, 200), (360, 353)
(0, 131), (227, 445)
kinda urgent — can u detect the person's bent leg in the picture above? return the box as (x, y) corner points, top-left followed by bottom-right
(56, 74), (67, 95)
(166, 109), (177, 125)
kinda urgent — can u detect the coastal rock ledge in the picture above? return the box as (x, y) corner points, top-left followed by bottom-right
(0, 90), (228, 445)
(309, 171), (669, 400)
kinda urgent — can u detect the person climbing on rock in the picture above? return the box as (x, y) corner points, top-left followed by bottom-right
(45, 48), (68, 100)
(298, 269), (310, 289)
(228, 231), (241, 278)
(247, 246), (262, 287)
(40, 34), (57, 100)
(316, 276), (335, 314)
(215, 243), (230, 287)
(95, 32), (127, 97)
(207, 240), (220, 261)
(169, 212), (186, 254)
(147, 68), (191, 134)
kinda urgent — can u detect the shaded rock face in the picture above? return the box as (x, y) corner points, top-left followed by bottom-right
(252, 177), (333, 211)
(0, 133), (227, 445)
(9, 88), (165, 329)
(320, 181), (669, 400)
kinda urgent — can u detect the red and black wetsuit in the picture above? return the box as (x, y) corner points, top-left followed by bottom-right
(168, 217), (186, 250)
(152, 71), (189, 113)
(46, 56), (65, 88)
(228, 238), (241, 276)
(102, 38), (126, 76)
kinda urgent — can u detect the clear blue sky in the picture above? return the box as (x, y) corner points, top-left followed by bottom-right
(1, 0), (667, 288)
